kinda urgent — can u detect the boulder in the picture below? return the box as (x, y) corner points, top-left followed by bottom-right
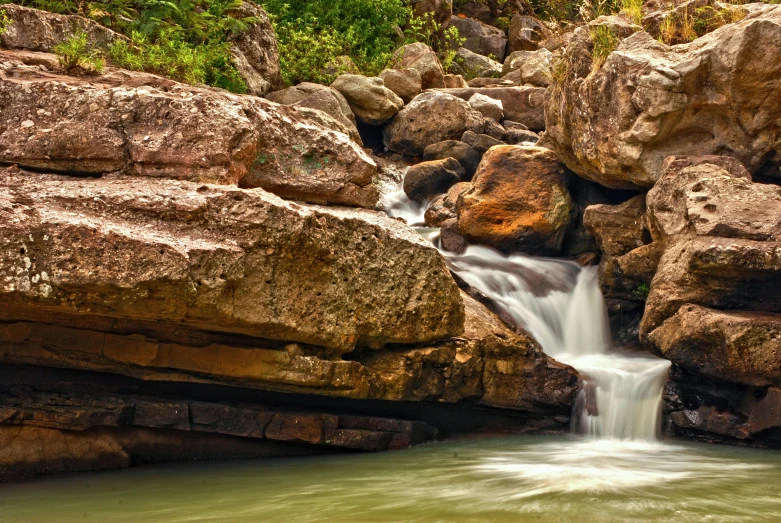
(412, 0), (453, 27)
(454, 47), (502, 79)
(502, 48), (553, 87)
(483, 119), (507, 141)
(226, 1), (283, 95)
(0, 50), (379, 208)
(507, 14), (550, 52)
(546, 10), (781, 189)
(423, 140), (481, 178)
(331, 74), (404, 126)
(461, 130), (504, 152)
(266, 82), (361, 144)
(443, 74), (469, 88)
(468, 93), (504, 122)
(424, 182), (471, 226)
(383, 92), (485, 156)
(435, 86), (546, 130)
(650, 305), (781, 388)
(440, 218), (468, 254)
(640, 158), (781, 339)
(457, 146), (573, 254)
(403, 158), (465, 202)
(450, 16), (508, 62)
(379, 68), (422, 104)
(0, 172), (465, 354)
(391, 43), (446, 89)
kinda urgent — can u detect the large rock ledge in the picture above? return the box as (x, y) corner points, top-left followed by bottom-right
(0, 49), (378, 207)
(0, 171), (463, 353)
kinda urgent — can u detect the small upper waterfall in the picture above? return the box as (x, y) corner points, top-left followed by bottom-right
(385, 189), (671, 440)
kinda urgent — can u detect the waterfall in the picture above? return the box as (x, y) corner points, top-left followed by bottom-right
(383, 189), (671, 440)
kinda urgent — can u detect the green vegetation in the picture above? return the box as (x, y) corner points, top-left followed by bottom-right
(621, 0), (643, 25)
(53, 29), (104, 72)
(633, 284), (650, 299)
(590, 24), (618, 70)
(0, 7), (10, 35)
(8, 0), (255, 91)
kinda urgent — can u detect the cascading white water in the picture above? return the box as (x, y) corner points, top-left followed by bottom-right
(384, 188), (671, 440)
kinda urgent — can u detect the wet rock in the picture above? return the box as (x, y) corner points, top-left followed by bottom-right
(391, 43), (446, 89)
(440, 218), (468, 254)
(0, 172), (465, 354)
(403, 158), (465, 202)
(423, 140), (482, 178)
(450, 16), (508, 62)
(457, 145), (573, 255)
(383, 92), (485, 156)
(507, 14), (550, 52)
(468, 93), (504, 122)
(545, 10), (781, 189)
(424, 182), (471, 226)
(379, 68), (422, 104)
(331, 74), (404, 126)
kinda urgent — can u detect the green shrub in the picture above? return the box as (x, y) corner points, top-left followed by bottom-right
(53, 30), (105, 72)
(0, 7), (10, 35)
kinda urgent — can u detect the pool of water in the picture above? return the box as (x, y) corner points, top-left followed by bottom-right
(1, 435), (780, 522)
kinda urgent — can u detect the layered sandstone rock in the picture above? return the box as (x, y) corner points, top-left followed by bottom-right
(0, 171), (464, 354)
(546, 10), (781, 189)
(0, 50), (379, 208)
(457, 146), (573, 255)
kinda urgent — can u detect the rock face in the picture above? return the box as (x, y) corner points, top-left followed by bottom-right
(457, 146), (573, 255)
(0, 173), (464, 354)
(379, 68), (422, 104)
(403, 158), (465, 202)
(450, 16), (508, 62)
(331, 74), (404, 126)
(0, 51), (379, 208)
(391, 43), (446, 89)
(546, 10), (781, 189)
(226, 1), (283, 95)
(383, 92), (485, 156)
(435, 86), (546, 130)
(265, 82), (361, 144)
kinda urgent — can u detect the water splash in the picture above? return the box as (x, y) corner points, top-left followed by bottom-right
(383, 188), (671, 440)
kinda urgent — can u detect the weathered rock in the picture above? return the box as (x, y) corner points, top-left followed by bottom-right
(0, 50), (379, 208)
(0, 172), (465, 354)
(440, 218), (468, 254)
(266, 82), (361, 144)
(483, 119), (506, 141)
(423, 140), (481, 178)
(424, 182), (471, 226)
(457, 146), (573, 254)
(403, 158), (465, 202)
(443, 73), (469, 88)
(226, 1), (282, 95)
(412, 0), (453, 27)
(651, 305), (781, 388)
(454, 47), (502, 79)
(435, 86), (546, 130)
(468, 77), (515, 87)
(391, 43), (446, 89)
(507, 14), (550, 52)
(331, 74), (404, 126)
(640, 159), (781, 339)
(383, 92), (485, 156)
(0, 4), (127, 53)
(450, 17), (508, 62)
(502, 48), (553, 86)
(461, 130), (504, 152)
(468, 93), (504, 122)
(546, 10), (781, 189)
(505, 128), (539, 144)
(379, 68), (422, 104)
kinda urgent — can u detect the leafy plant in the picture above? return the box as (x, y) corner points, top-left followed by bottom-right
(633, 284), (650, 299)
(0, 7), (10, 36)
(590, 25), (619, 70)
(53, 30), (105, 72)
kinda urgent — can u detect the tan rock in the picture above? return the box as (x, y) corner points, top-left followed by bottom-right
(507, 14), (550, 52)
(226, 1), (282, 95)
(457, 146), (573, 255)
(434, 86), (546, 130)
(379, 68), (422, 104)
(404, 158), (465, 203)
(391, 43), (446, 89)
(450, 16), (507, 62)
(331, 74), (404, 126)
